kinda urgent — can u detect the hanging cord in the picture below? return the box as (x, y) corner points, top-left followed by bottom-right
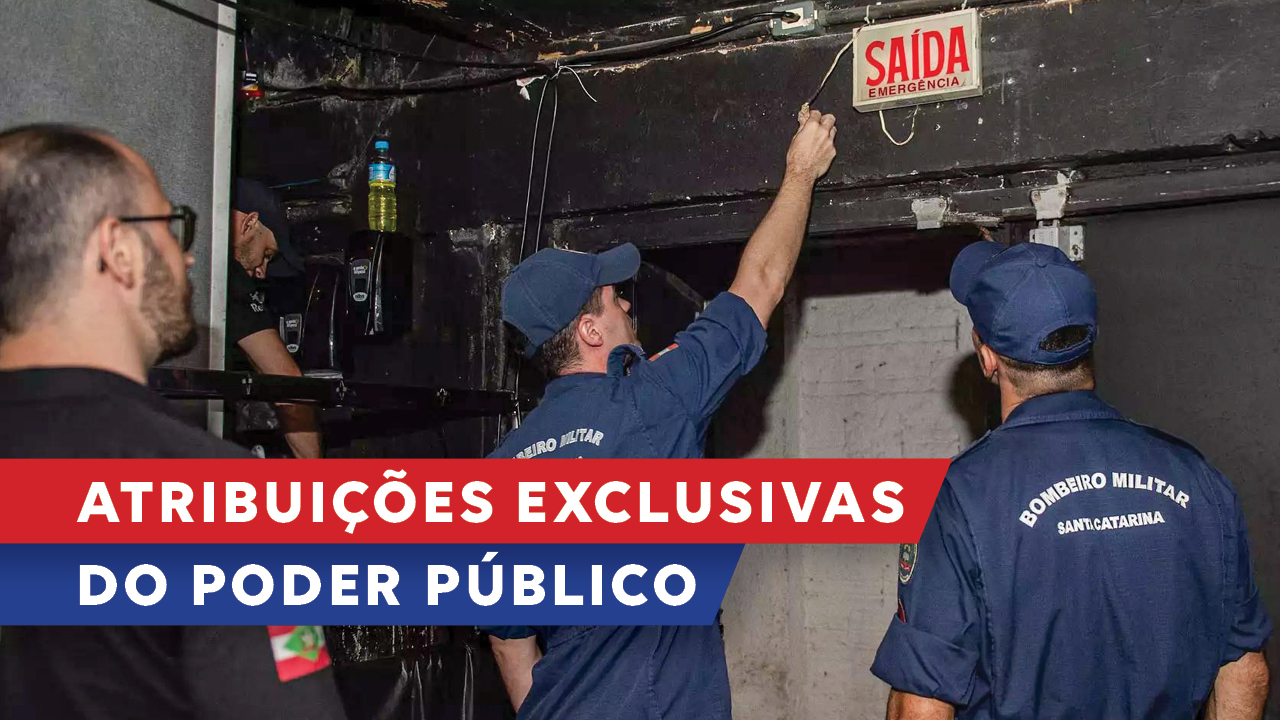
(879, 105), (919, 146)
(557, 65), (598, 103)
(533, 77), (561, 252)
(499, 67), (577, 448)
(500, 77), (554, 446)
(797, 29), (859, 123)
(798, 23), (921, 146)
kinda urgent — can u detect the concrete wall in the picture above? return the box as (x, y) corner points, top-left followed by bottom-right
(717, 236), (988, 720)
(0, 0), (227, 375)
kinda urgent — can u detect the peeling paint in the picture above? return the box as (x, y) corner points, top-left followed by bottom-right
(690, 25), (713, 34)
(409, 0), (448, 8)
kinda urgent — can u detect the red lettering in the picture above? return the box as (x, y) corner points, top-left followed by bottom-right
(888, 36), (908, 84)
(911, 30), (921, 80)
(865, 41), (887, 86)
(923, 31), (945, 78)
(947, 26), (971, 75)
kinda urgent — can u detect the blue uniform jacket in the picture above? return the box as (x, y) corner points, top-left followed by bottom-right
(871, 390), (1272, 720)
(489, 291), (766, 460)
(486, 291), (766, 720)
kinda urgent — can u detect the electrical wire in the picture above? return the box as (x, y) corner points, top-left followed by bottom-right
(498, 74), (562, 447)
(194, 0), (796, 92)
(879, 106), (919, 146)
(533, 79), (560, 253)
(560, 11), (798, 65)
(517, 80), (552, 265)
(198, 0), (545, 69)
(797, 30), (859, 122)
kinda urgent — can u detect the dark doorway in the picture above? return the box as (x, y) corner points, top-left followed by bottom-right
(1085, 198), (1280, 716)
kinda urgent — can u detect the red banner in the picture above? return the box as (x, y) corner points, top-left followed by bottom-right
(0, 459), (948, 544)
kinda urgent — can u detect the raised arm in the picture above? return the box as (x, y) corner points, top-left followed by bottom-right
(728, 109), (837, 329)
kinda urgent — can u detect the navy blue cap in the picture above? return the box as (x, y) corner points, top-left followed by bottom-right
(233, 178), (304, 278)
(502, 244), (641, 358)
(950, 241), (1097, 365)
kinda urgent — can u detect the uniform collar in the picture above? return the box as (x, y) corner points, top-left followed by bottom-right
(1000, 390), (1124, 430)
(606, 344), (646, 376)
(542, 370), (608, 400)
(0, 367), (176, 417)
(542, 344), (647, 399)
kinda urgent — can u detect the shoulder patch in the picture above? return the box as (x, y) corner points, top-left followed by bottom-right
(898, 543), (917, 584)
(649, 343), (678, 361)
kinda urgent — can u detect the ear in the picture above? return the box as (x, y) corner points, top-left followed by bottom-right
(241, 211), (259, 236)
(576, 313), (605, 349)
(976, 343), (1001, 385)
(95, 218), (141, 289)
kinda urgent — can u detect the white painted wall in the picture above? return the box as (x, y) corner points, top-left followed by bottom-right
(716, 247), (984, 719)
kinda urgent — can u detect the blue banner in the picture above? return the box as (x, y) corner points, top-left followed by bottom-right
(1, 544), (744, 625)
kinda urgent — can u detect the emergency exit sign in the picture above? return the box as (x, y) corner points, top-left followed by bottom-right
(852, 9), (982, 113)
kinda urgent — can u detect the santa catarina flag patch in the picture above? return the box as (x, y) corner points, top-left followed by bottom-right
(267, 625), (331, 682)
(898, 543), (917, 584)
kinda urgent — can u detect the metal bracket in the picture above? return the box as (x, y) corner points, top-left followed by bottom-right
(1030, 185), (1068, 221)
(911, 197), (949, 230)
(770, 1), (823, 37)
(1029, 224), (1085, 262)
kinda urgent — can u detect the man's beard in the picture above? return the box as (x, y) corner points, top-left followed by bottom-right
(138, 230), (197, 362)
(233, 236), (256, 274)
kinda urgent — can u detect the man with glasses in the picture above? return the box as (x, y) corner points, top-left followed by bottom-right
(0, 125), (348, 720)
(227, 178), (321, 459)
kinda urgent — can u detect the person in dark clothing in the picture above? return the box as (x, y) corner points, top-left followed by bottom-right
(871, 242), (1272, 720)
(226, 178), (321, 459)
(0, 124), (346, 720)
(482, 110), (838, 720)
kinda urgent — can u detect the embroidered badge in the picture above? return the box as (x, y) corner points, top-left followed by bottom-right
(898, 543), (917, 585)
(268, 625), (331, 682)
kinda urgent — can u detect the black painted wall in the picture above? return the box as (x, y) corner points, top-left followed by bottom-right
(239, 1), (1280, 709)
(1087, 199), (1280, 715)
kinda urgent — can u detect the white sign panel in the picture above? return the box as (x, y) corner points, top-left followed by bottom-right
(852, 9), (983, 113)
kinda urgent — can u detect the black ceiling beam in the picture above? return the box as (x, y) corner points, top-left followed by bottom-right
(549, 150), (1280, 251)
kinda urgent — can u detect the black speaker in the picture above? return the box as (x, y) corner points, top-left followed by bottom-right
(300, 262), (348, 376)
(347, 230), (412, 339)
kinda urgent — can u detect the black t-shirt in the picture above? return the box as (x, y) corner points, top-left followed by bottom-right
(227, 268), (275, 371)
(0, 367), (248, 459)
(0, 368), (346, 720)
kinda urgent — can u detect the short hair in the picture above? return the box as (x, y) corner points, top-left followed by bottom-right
(999, 325), (1094, 396)
(531, 286), (606, 378)
(0, 124), (141, 337)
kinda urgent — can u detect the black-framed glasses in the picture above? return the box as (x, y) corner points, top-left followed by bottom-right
(120, 204), (197, 252)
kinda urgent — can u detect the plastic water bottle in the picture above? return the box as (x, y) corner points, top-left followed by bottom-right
(368, 140), (397, 232)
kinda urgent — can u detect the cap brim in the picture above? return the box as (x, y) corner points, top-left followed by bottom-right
(267, 232), (305, 278)
(950, 241), (1005, 304)
(594, 243), (641, 286)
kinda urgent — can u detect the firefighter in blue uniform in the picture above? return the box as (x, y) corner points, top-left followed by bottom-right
(871, 241), (1272, 720)
(482, 110), (838, 719)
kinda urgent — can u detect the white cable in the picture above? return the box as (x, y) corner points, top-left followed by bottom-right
(557, 64), (599, 103)
(879, 106), (919, 146)
(799, 30), (859, 122)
